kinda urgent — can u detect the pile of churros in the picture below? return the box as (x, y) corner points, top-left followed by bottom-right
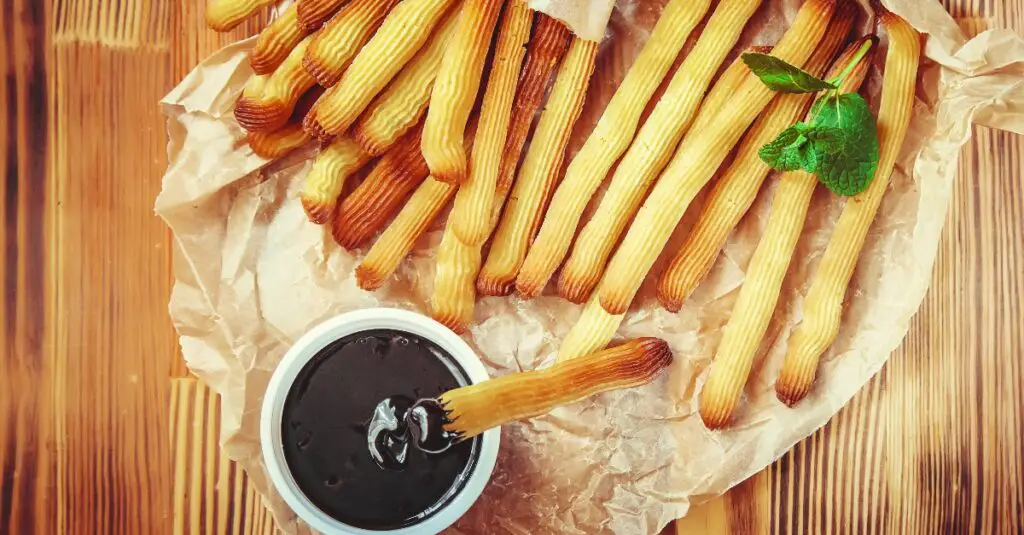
(210, 0), (920, 429)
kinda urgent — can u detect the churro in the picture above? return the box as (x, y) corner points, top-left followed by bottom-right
(206, 0), (276, 32)
(495, 15), (571, 193)
(356, 178), (457, 291)
(440, 338), (672, 441)
(251, 4), (308, 75)
(296, 0), (348, 31)
(596, 0), (835, 316)
(776, 12), (920, 406)
(304, 0), (458, 139)
(303, 0), (400, 87)
(331, 127), (429, 248)
(236, 36), (317, 132)
(300, 137), (371, 224)
(658, 6), (858, 312)
(554, 0), (766, 303)
(421, 0), (504, 183)
(515, 0), (713, 299)
(353, 10), (460, 155)
(449, 1), (533, 245)
(477, 36), (597, 296)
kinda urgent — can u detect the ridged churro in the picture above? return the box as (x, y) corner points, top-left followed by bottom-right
(556, 296), (625, 362)
(699, 38), (876, 430)
(658, 5), (858, 312)
(236, 37), (317, 132)
(250, 4), (308, 75)
(421, 0), (504, 183)
(477, 36), (598, 296)
(495, 15), (571, 193)
(304, 0), (458, 140)
(206, 0), (277, 32)
(296, 0), (347, 31)
(353, 10), (460, 156)
(596, 0), (836, 316)
(556, 0), (766, 303)
(300, 137), (371, 224)
(440, 338), (673, 441)
(515, 0), (713, 299)
(776, 12), (920, 406)
(303, 0), (400, 87)
(449, 2), (533, 245)
(331, 127), (429, 248)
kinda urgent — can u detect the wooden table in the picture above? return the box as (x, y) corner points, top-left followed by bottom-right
(1, 1), (1020, 533)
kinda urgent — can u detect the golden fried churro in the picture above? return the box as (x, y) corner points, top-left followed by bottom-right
(248, 124), (310, 158)
(421, 0), (504, 183)
(555, 0), (765, 304)
(439, 338), (672, 441)
(514, 0), (713, 299)
(430, 227), (484, 333)
(477, 37), (598, 296)
(353, 10), (460, 155)
(596, 0), (835, 316)
(356, 178), (457, 290)
(431, 174), (513, 333)
(449, 2), (533, 245)
(236, 37), (318, 132)
(296, 0), (347, 31)
(304, 0), (458, 139)
(556, 296), (625, 362)
(245, 85), (325, 158)
(659, 8), (858, 313)
(235, 74), (271, 129)
(251, 4), (308, 75)
(207, 0), (277, 32)
(303, 0), (400, 87)
(698, 39), (874, 430)
(775, 13), (920, 407)
(495, 15), (571, 193)
(300, 137), (371, 224)
(331, 127), (430, 248)
(687, 46), (768, 133)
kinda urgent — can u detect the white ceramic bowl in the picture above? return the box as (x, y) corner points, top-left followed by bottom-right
(261, 308), (500, 534)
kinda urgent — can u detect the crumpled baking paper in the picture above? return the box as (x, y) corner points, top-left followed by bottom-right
(156, 1), (1024, 533)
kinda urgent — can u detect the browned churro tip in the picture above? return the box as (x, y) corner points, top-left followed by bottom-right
(235, 98), (291, 132)
(301, 196), (334, 225)
(475, 277), (513, 297)
(296, 0), (345, 31)
(354, 264), (386, 291)
(515, 280), (543, 300)
(302, 111), (332, 141)
(302, 55), (342, 88)
(774, 381), (807, 408)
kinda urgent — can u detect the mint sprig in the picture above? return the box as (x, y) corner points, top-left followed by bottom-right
(746, 41), (880, 196)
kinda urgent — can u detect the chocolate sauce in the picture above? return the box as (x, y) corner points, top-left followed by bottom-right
(281, 329), (478, 530)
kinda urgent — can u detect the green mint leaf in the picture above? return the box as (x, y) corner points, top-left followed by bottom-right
(741, 53), (838, 94)
(806, 93), (880, 196)
(759, 123), (817, 171)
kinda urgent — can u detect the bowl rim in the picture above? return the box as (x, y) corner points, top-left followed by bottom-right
(260, 307), (500, 535)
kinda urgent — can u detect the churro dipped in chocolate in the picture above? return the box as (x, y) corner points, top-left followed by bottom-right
(206, 0), (276, 32)
(429, 338), (673, 443)
(303, 0), (400, 88)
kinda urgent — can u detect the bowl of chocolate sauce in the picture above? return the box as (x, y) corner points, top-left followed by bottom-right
(261, 308), (500, 534)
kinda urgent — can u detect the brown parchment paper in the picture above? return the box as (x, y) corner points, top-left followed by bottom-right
(157, 1), (1024, 533)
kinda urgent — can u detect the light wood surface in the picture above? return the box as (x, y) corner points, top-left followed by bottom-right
(0, 1), (1020, 533)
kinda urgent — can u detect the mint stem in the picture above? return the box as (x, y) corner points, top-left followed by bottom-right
(827, 39), (874, 87)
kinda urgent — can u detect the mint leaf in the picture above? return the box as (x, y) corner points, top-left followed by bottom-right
(759, 123), (817, 171)
(741, 53), (838, 94)
(806, 93), (879, 196)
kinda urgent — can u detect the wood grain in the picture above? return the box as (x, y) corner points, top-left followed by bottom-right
(0, 1), (1020, 534)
